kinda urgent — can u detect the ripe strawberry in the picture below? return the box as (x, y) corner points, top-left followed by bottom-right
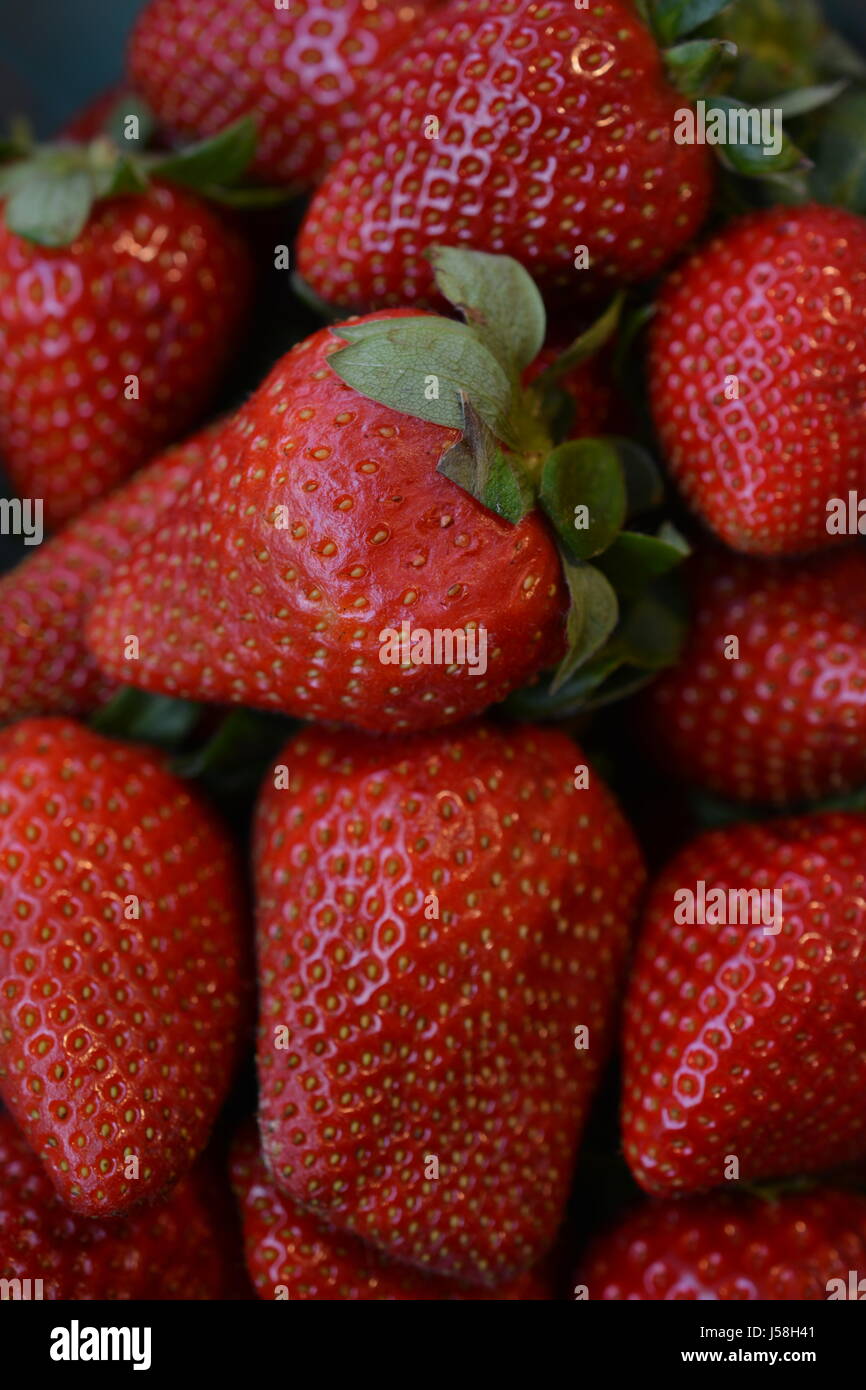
(638, 546), (866, 806)
(622, 812), (866, 1196)
(648, 203), (866, 557)
(253, 720), (645, 1286)
(231, 1121), (550, 1300)
(84, 312), (568, 732)
(0, 1108), (245, 1299)
(127, 0), (434, 190)
(0, 180), (252, 529)
(296, 0), (713, 313)
(0, 427), (210, 724)
(0, 717), (250, 1217)
(575, 1188), (866, 1300)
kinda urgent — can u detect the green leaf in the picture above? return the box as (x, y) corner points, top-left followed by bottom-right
(770, 80), (848, 121)
(649, 0), (734, 46)
(665, 38), (737, 97)
(2, 166), (94, 246)
(808, 90), (866, 212)
(706, 96), (807, 176)
(531, 292), (624, 393)
(538, 439), (627, 562)
(596, 527), (689, 600)
(328, 316), (524, 450)
(91, 688), (201, 749)
(149, 115), (258, 190)
(615, 576), (688, 670)
(437, 399), (534, 523)
(612, 438), (664, 517)
(427, 246), (546, 375)
(200, 183), (291, 208)
(550, 560), (619, 695)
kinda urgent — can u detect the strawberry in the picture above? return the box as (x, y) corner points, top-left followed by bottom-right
(127, 0), (434, 190)
(0, 1108), (245, 1299)
(0, 717), (250, 1217)
(0, 427), (209, 724)
(253, 720), (645, 1286)
(648, 203), (866, 557)
(0, 126), (257, 528)
(622, 812), (866, 1196)
(84, 249), (685, 733)
(230, 1121), (550, 1300)
(295, 0), (714, 313)
(575, 1187), (866, 1300)
(638, 546), (866, 806)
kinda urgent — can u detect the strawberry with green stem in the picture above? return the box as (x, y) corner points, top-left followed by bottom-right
(85, 246), (689, 734)
(295, 0), (808, 316)
(0, 117), (273, 527)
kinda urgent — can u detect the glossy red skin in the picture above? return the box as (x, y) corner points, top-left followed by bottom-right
(127, 0), (434, 189)
(0, 718), (251, 1217)
(296, 0), (713, 313)
(639, 546), (866, 806)
(0, 183), (252, 528)
(0, 428), (210, 724)
(85, 312), (568, 734)
(231, 1121), (550, 1300)
(254, 721), (645, 1286)
(0, 1109), (244, 1299)
(622, 813), (866, 1196)
(576, 1188), (866, 1300)
(649, 204), (866, 557)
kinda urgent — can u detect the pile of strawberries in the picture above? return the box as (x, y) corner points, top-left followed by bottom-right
(2, 0), (866, 1302)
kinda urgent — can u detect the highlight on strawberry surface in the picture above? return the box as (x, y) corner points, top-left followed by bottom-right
(3, 0), (866, 1343)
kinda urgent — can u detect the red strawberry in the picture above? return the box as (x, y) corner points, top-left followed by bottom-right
(85, 311), (568, 732)
(648, 203), (866, 557)
(0, 427), (210, 724)
(622, 812), (866, 1196)
(0, 1108), (245, 1299)
(0, 180), (252, 527)
(0, 717), (250, 1217)
(575, 1188), (866, 1300)
(638, 546), (866, 806)
(296, 0), (713, 313)
(127, 0), (434, 190)
(253, 720), (645, 1286)
(230, 1121), (550, 1300)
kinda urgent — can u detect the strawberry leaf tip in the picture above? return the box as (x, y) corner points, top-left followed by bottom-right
(90, 687), (201, 751)
(647, 0), (735, 47)
(551, 560), (619, 695)
(539, 439), (627, 563)
(424, 245), (546, 376)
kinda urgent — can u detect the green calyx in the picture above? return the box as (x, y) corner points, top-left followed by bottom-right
(637, 0), (825, 191)
(326, 245), (690, 711)
(0, 114), (287, 247)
